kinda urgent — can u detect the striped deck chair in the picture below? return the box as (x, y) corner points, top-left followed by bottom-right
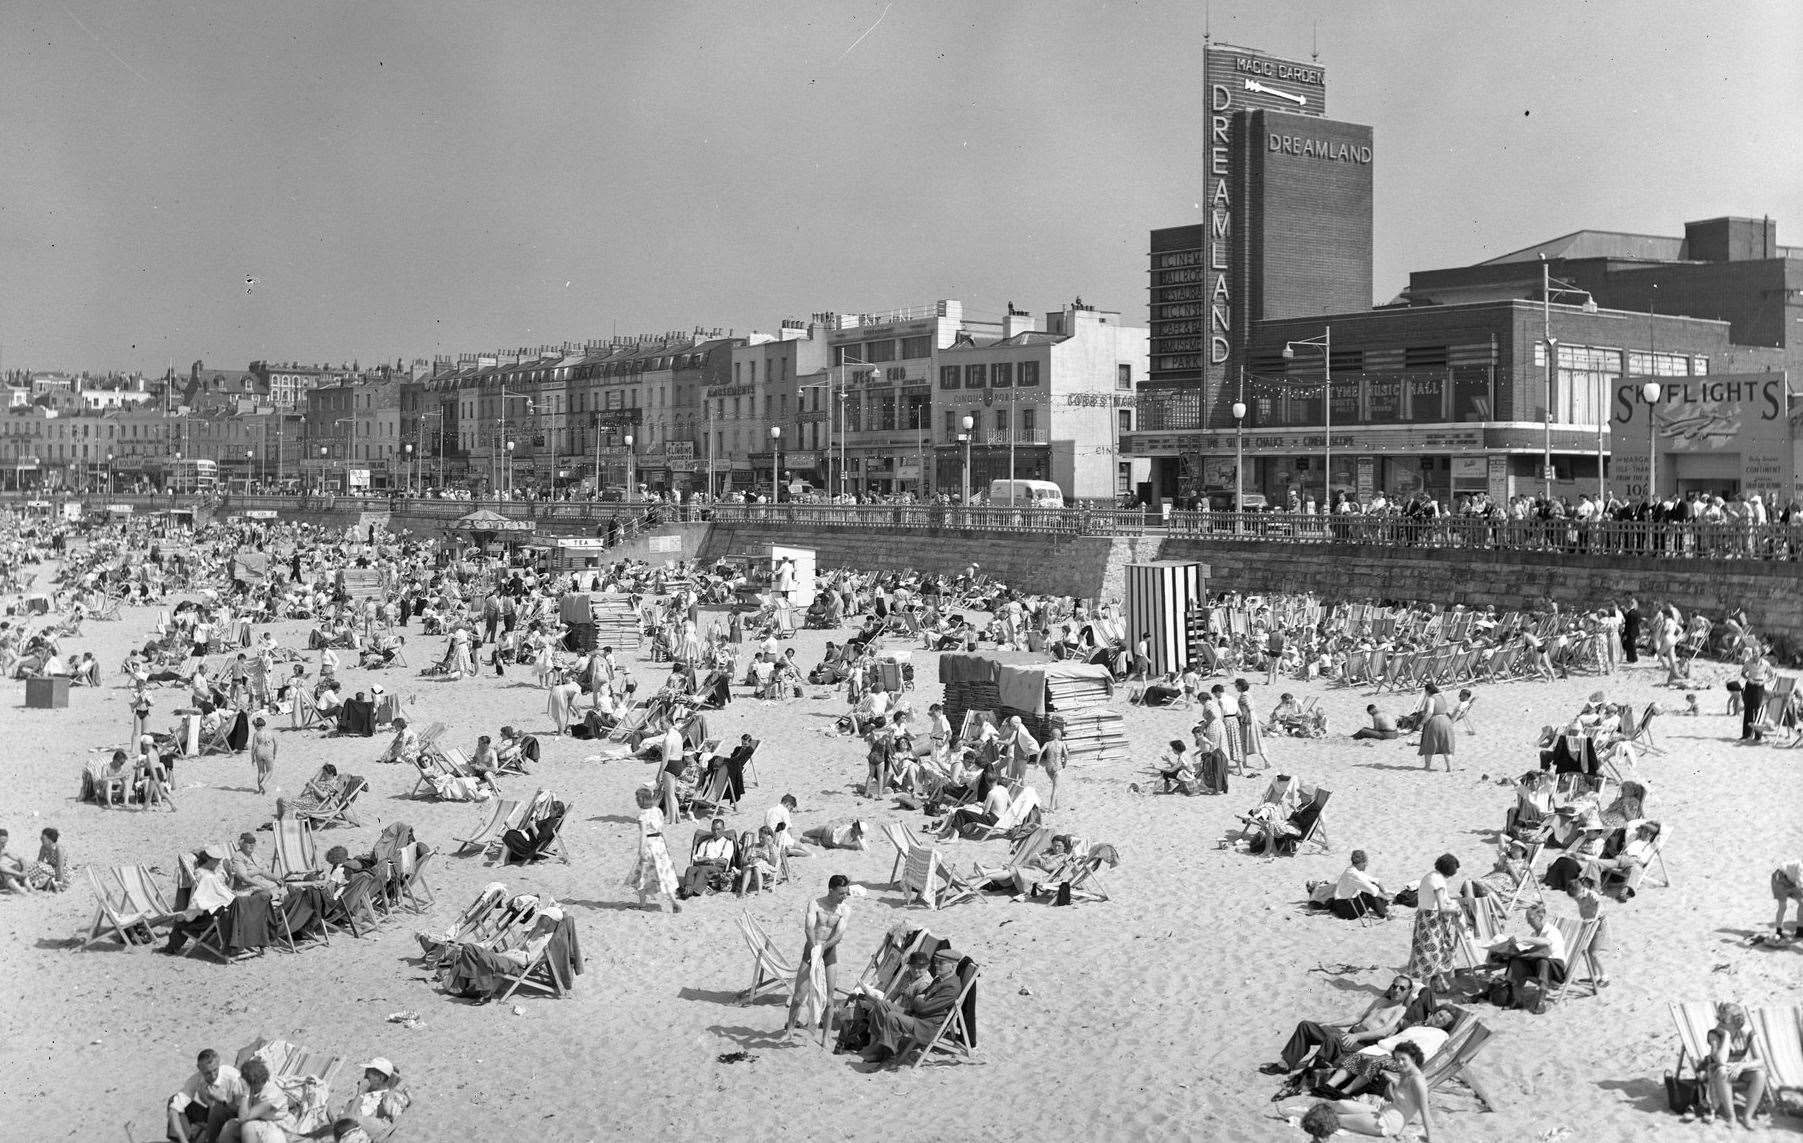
(1418, 1011), (1496, 1110)
(901, 847), (945, 910)
(79, 867), (162, 950)
(1340, 650), (1371, 687)
(290, 775), (366, 829)
(1455, 892), (1508, 971)
(1752, 1006), (1803, 1097)
(1669, 1001), (1720, 1094)
(453, 798), (523, 854)
(237, 1038), (346, 1116)
(970, 787), (1041, 842)
(736, 912), (795, 1007)
(1546, 916), (1601, 1001)
(1615, 825), (1672, 894)
(884, 821), (926, 888)
(271, 818), (321, 880)
(496, 918), (579, 1001)
(909, 957), (981, 1069)
(1060, 844), (1116, 903)
(968, 827), (1054, 888)
(1504, 842), (1547, 911)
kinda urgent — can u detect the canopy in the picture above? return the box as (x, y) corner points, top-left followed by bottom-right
(451, 508), (536, 534)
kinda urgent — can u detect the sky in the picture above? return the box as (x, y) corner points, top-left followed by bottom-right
(2, 0), (1799, 374)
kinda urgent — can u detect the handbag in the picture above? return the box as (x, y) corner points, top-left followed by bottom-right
(1664, 1071), (1702, 1115)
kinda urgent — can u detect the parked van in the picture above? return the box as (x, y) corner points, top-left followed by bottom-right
(987, 479), (1065, 508)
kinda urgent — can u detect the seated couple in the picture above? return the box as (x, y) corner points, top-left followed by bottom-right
(1542, 820), (1660, 898)
(1261, 972), (1449, 1122)
(835, 948), (967, 1066)
(1155, 740), (1225, 796)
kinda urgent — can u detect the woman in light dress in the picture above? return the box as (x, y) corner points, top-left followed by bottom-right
(625, 784), (680, 914)
(1234, 677), (1268, 770)
(546, 670), (581, 736)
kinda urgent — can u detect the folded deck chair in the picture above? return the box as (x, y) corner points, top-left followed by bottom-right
(901, 846), (944, 910)
(736, 912), (796, 1007)
(452, 798), (523, 854)
(1418, 1011), (1497, 1110)
(909, 957), (981, 1069)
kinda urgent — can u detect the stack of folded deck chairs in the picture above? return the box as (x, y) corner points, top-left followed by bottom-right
(559, 594), (642, 653)
(1044, 671), (1126, 765)
(341, 568), (383, 602)
(940, 654), (1005, 739)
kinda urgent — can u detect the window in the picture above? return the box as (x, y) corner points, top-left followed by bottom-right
(1555, 345), (1619, 425)
(862, 339), (896, 363)
(1116, 363), (1132, 390)
(991, 362), (1013, 388)
(1023, 407), (1037, 438)
(1118, 410), (1133, 435)
(1626, 351), (1692, 377)
(1019, 360), (1040, 387)
(844, 395), (862, 433)
(944, 410), (957, 439)
(965, 364), (986, 388)
(994, 409), (1008, 433)
(940, 366), (960, 389)
(900, 334), (932, 359)
(734, 363), (742, 384)
(904, 395), (927, 431)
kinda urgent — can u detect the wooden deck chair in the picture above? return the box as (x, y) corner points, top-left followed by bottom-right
(79, 867), (161, 950)
(1751, 1006), (1803, 1096)
(883, 821), (926, 888)
(291, 775), (366, 829)
(271, 818), (321, 880)
(496, 924), (574, 1001)
(1062, 844), (1116, 903)
(1273, 788), (1332, 857)
(1504, 842), (1547, 911)
(422, 884), (509, 969)
(736, 912), (795, 1006)
(901, 846), (944, 910)
(453, 798), (523, 853)
(173, 853), (235, 963)
(396, 842), (435, 912)
(909, 957), (981, 1069)
(970, 786), (1041, 841)
(968, 826), (1054, 887)
(1617, 824), (1672, 893)
(1418, 1012), (1496, 1110)
(1546, 917), (1601, 1001)
(1669, 1001), (1720, 1093)
(1340, 650), (1370, 686)
(320, 873), (383, 939)
(511, 799), (573, 865)
(1624, 702), (1665, 755)
(1454, 892), (1508, 971)
(1449, 693), (1480, 736)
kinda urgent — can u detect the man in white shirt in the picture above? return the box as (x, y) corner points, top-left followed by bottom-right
(1331, 849), (1389, 919)
(1487, 903), (1567, 998)
(764, 794), (803, 855)
(166, 1047), (247, 1143)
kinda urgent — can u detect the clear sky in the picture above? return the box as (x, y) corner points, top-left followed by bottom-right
(3, 0), (1798, 374)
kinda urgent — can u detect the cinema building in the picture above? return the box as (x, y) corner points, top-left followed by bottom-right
(1131, 40), (1800, 507)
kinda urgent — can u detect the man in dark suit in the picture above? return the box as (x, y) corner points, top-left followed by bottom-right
(1621, 597), (1642, 664)
(862, 953), (966, 1063)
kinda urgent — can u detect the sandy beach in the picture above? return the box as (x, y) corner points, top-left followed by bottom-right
(3, 580), (1801, 1143)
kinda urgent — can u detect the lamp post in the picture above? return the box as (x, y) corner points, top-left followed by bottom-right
(769, 425), (781, 502)
(404, 443), (414, 498)
(623, 434), (635, 503)
(960, 414), (974, 504)
(245, 449), (254, 493)
(318, 446), (327, 496)
(505, 440), (515, 499)
(1281, 325), (1332, 509)
(1641, 380), (1663, 501)
(1231, 401), (1247, 515)
(274, 429), (283, 493)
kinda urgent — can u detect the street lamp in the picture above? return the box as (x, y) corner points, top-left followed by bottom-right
(318, 446), (328, 496)
(1231, 401), (1248, 515)
(623, 434), (635, 504)
(404, 443), (414, 499)
(960, 414), (975, 504)
(769, 425), (782, 502)
(505, 440), (515, 499)
(106, 452), (114, 495)
(1641, 380), (1663, 501)
(245, 449), (254, 493)
(1281, 325), (1332, 509)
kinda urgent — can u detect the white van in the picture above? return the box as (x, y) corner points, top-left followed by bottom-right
(987, 479), (1065, 508)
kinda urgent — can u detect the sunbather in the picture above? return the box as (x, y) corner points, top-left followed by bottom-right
(301, 1058), (409, 1140)
(1706, 1002), (1768, 1130)
(803, 818), (868, 851)
(1260, 974), (1415, 1081)
(0, 829), (29, 892)
(1295, 1041), (1435, 1140)
(1313, 1006), (1457, 1098)
(278, 764), (343, 819)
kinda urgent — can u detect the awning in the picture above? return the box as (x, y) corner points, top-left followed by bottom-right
(451, 508), (536, 533)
